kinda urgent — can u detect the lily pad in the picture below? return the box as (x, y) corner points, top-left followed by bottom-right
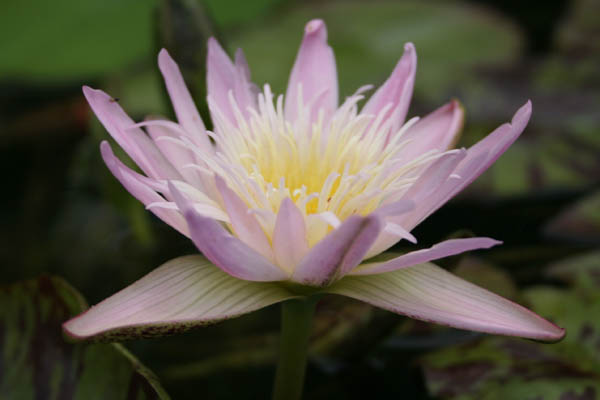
(545, 251), (600, 296)
(454, 0), (600, 198)
(0, 276), (170, 399)
(421, 258), (600, 399)
(0, 0), (157, 81)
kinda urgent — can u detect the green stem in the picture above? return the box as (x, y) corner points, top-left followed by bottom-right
(272, 297), (317, 400)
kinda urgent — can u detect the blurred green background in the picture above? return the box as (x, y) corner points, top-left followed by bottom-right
(1, 0), (599, 399)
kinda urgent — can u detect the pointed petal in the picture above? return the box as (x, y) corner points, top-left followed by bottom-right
(284, 19), (338, 122)
(215, 176), (274, 261)
(382, 222), (417, 244)
(145, 118), (204, 186)
(328, 262), (565, 341)
(398, 100), (464, 158)
(372, 199), (415, 218)
(291, 215), (382, 286)
(353, 238), (501, 275)
(169, 182), (287, 282)
(233, 48), (259, 115)
(63, 255), (295, 341)
(394, 149), (467, 232)
(207, 38), (257, 124)
(100, 141), (189, 236)
(407, 101), (532, 229)
(366, 150), (466, 258)
(444, 101), (532, 201)
(83, 86), (181, 180)
(454, 100), (531, 193)
(273, 198), (309, 273)
(402, 149), (467, 204)
(157, 49), (211, 150)
(361, 43), (416, 137)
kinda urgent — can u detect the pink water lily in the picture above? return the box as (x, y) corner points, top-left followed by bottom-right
(64, 19), (564, 342)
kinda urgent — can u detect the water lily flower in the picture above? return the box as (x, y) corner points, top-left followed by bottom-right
(63, 19), (564, 345)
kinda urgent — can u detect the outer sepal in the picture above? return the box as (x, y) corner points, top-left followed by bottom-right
(327, 262), (565, 342)
(63, 255), (296, 342)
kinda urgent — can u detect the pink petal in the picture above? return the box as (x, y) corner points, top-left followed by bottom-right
(100, 141), (189, 236)
(397, 100), (464, 158)
(454, 100), (532, 193)
(284, 19), (338, 123)
(361, 43), (416, 140)
(145, 118), (203, 186)
(272, 198), (309, 272)
(291, 215), (382, 286)
(328, 262), (565, 341)
(353, 237), (501, 275)
(63, 255), (295, 341)
(83, 86), (181, 181)
(207, 38), (257, 124)
(214, 176), (274, 261)
(372, 199), (415, 218)
(169, 182), (287, 282)
(233, 48), (259, 115)
(157, 49), (212, 150)
(366, 150), (466, 258)
(408, 101), (532, 230)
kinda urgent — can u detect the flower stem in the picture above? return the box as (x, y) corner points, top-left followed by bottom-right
(272, 297), (317, 400)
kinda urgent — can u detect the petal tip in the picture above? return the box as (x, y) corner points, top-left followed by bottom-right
(158, 48), (173, 66)
(403, 42), (417, 64)
(549, 325), (566, 342)
(280, 196), (294, 209)
(529, 319), (565, 343)
(82, 85), (101, 101)
(81, 85), (94, 94)
(99, 140), (111, 153)
(305, 19), (325, 36)
(158, 47), (169, 58)
(481, 237), (503, 248)
(62, 317), (86, 341)
(207, 36), (221, 53)
(511, 100), (532, 129)
(449, 98), (461, 110)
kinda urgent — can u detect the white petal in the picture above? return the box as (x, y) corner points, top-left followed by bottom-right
(63, 255), (295, 341)
(328, 262), (565, 341)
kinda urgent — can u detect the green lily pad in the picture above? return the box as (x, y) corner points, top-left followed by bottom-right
(421, 258), (600, 399)
(0, 0), (157, 81)
(0, 276), (170, 399)
(545, 251), (600, 296)
(204, 0), (287, 30)
(484, 126), (600, 196)
(454, 0), (600, 198)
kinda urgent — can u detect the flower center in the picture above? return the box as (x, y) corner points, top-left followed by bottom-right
(202, 85), (443, 244)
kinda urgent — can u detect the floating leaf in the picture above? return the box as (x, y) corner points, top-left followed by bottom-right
(63, 256), (296, 342)
(421, 256), (600, 399)
(545, 251), (600, 296)
(0, 276), (170, 399)
(0, 0), (157, 81)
